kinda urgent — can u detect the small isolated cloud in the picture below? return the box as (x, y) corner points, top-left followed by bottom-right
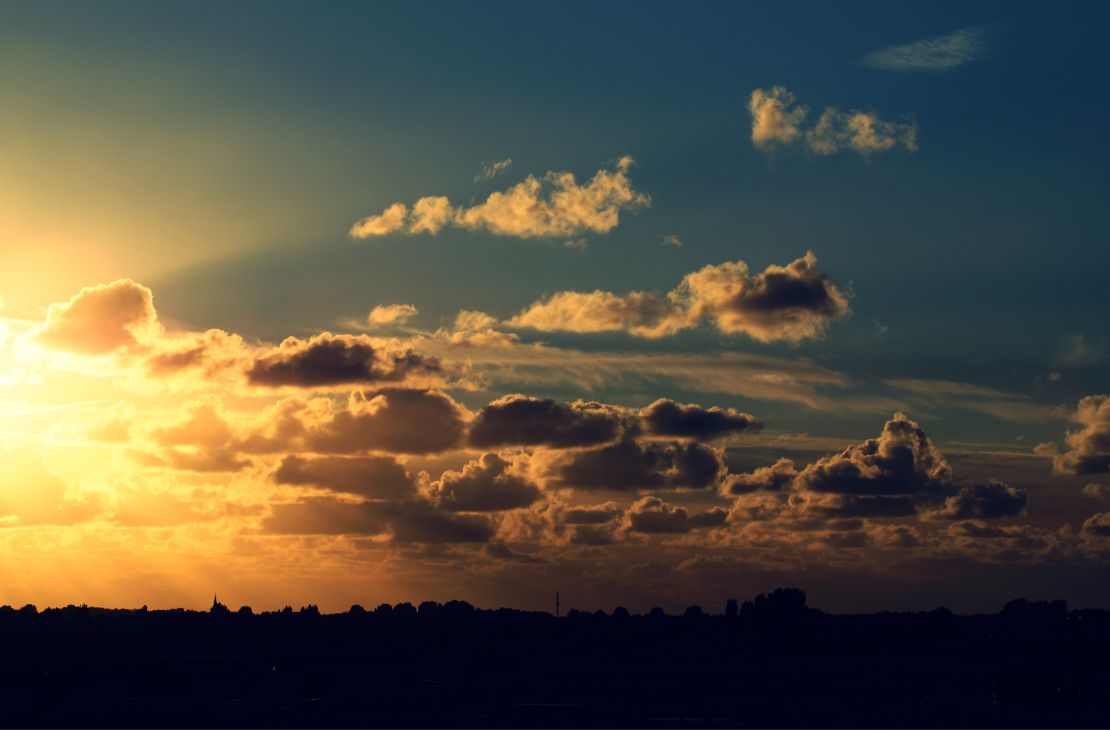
(860, 27), (987, 72)
(507, 251), (850, 343)
(474, 158), (513, 183)
(748, 87), (916, 158)
(367, 304), (418, 327)
(662, 234), (683, 247)
(350, 157), (650, 240)
(32, 279), (161, 355)
(641, 398), (761, 441)
(564, 238), (588, 250)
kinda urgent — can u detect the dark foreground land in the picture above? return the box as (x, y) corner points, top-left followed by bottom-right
(2, 589), (1109, 728)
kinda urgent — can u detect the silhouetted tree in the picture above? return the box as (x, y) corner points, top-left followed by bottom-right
(393, 602), (416, 617)
(348, 604), (366, 615)
(612, 606), (630, 620)
(725, 598), (739, 618)
(684, 605), (704, 618)
(373, 603), (393, 617)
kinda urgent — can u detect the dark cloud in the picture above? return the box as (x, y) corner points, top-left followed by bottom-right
(307, 388), (467, 455)
(1054, 396), (1110, 475)
(725, 413), (1028, 526)
(627, 496), (728, 534)
(722, 458), (798, 495)
(468, 395), (630, 449)
(246, 333), (441, 388)
(557, 439), (725, 492)
(273, 455), (417, 500)
(795, 413), (952, 497)
(430, 453), (543, 512)
(376, 500), (495, 544)
(263, 496), (494, 543)
(925, 481), (1028, 521)
(641, 398), (760, 441)
(263, 498), (387, 535)
(1082, 512), (1110, 538)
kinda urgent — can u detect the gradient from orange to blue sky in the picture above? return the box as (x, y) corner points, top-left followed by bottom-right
(0, 0), (1108, 614)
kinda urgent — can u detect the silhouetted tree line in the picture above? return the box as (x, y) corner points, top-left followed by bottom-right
(0, 589), (1108, 727)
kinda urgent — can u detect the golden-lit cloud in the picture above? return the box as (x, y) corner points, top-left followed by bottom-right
(367, 304), (418, 327)
(748, 87), (917, 157)
(1052, 396), (1110, 475)
(32, 279), (161, 355)
(508, 252), (850, 343)
(349, 157), (650, 239)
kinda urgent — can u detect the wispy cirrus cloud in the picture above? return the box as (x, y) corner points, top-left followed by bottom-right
(860, 27), (987, 72)
(474, 158), (512, 183)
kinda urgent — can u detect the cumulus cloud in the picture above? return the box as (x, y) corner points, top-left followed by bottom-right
(350, 157), (649, 240)
(749, 87), (807, 150)
(507, 252), (850, 343)
(555, 438), (725, 492)
(724, 413), (1027, 524)
(367, 304), (418, 327)
(32, 279), (161, 355)
(429, 453), (543, 512)
(641, 398), (760, 440)
(923, 480), (1028, 521)
(303, 388), (469, 455)
(469, 395), (631, 449)
(273, 454), (417, 500)
(145, 396), (252, 472)
(748, 87), (917, 157)
(626, 496), (728, 534)
(860, 27), (987, 72)
(805, 108), (918, 156)
(1053, 396), (1110, 475)
(662, 234), (683, 247)
(349, 202), (409, 238)
(246, 334), (442, 388)
(722, 458), (798, 495)
(474, 158), (512, 183)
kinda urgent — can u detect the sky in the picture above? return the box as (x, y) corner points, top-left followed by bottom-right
(0, 0), (1108, 614)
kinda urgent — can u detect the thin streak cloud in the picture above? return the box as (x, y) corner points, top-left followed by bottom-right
(860, 27), (988, 72)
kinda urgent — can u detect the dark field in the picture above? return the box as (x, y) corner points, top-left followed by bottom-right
(2, 591), (1108, 728)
